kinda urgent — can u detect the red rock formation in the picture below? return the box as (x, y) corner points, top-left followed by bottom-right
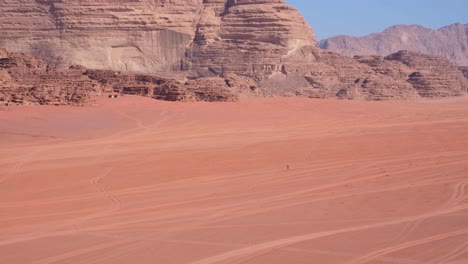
(188, 0), (316, 79)
(84, 69), (247, 102)
(0, 49), (102, 105)
(319, 24), (468, 66)
(385, 51), (466, 97)
(0, 1), (466, 104)
(0, 48), (250, 105)
(0, 0), (202, 72)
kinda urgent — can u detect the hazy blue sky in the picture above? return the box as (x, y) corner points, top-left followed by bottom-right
(286, 0), (468, 40)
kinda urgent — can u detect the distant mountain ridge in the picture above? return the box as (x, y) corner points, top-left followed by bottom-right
(319, 23), (468, 66)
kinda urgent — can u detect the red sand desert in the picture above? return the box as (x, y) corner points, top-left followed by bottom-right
(1, 96), (468, 264)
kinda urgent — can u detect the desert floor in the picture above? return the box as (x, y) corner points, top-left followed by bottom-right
(1, 96), (468, 264)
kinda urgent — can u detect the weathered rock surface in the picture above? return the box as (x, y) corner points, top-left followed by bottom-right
(0, 0), (203, 72)
(385, 51), (467, 97)
(319, 24), (468, 66)
(187, 0), (316, 79)
(276, 48), (419, 101)
(0, 0), (315, 77)
(0, 48), (246, 105)
(0, 0), (466, 104)
(84, 69), (248, 102)
(0, 48), (102, 105)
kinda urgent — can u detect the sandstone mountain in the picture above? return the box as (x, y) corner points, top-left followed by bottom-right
(319, 23), (468, 66)
(0, 0), (467, 105)
(0, 0), (315, 76)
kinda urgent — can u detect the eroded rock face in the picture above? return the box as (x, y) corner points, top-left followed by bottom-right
(0, 1), (466, 104)
(262, 48), (467, 101)
(0, 0), (314, 78)
(84, 69), (246, 102)
(319, 24), (468, 67)
(188, 0), (316, 79)
(385, 51), (466, 97)
(0, 48), (247, 105)
(0, 49), (102, 106)
(0, 0), (203, 72)
(273, 48), (419, 101)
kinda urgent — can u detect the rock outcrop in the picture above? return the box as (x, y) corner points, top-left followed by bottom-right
(0, 48), (247, 105)
(385, 51), (466, 97)
(187, 0), (316, 79)
(319, 24), (468, 66)
(276, 48), (419, 101)
(84, 69), (249, 102)
(0, 0), (203, 73)
(0, 0), (315, 78)
(0, 1), (466, 104)
(0, 48), (102, 106)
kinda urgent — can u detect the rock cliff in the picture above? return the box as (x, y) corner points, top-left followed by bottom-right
(0, 0), (202, 72)
(319, 24), (468, 66)
(187, 0), (316, 79)
(0, 0), (466, 105)
(0, 0), (315, 77)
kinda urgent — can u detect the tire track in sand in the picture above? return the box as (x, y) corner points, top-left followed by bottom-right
(444, 180), (468, 208)
(188, 203), (468, 264)
(348, 231), (468, 264)
(429, 241), (468, 264)
(0, 150), (35, 185)
(72, 168), (121, 232)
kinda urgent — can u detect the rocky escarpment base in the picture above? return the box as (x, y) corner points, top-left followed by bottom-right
(0, 49), (101, 106)
(385, 51), (466, 97)
(1, 48), (467, 106)
(0, 49), (253, 105)
(83, 70), (256, 102)
(265, 49), (466, 101)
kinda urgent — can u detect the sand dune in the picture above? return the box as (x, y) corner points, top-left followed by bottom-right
(1, 96), (468, 264)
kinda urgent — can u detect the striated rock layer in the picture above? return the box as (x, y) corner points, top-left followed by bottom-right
(385, 51), (467, 97)
(0, 0), (467, 104)
(319, 24), (468, 67)
(84, 69), (251, 102)
(0, 48), (102, 105)
(0, 0), (203, 72)
(0, 0), (316, 76)
(0, 48), (245, 105)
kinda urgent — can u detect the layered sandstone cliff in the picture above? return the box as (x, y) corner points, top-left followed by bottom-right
(187, 0), (316, 79)
(0, 0), (315, 77)
(0, 0), (202, 72)
(0, 0), (466, 105)
(319, 24), (468, 66)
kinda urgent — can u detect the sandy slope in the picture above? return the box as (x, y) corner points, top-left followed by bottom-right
(1, 96), (468, 264)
